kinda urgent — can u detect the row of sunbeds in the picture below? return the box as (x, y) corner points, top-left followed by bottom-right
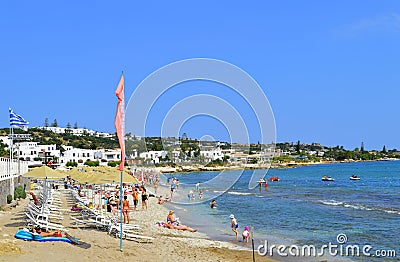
(68, 188), (154, 243)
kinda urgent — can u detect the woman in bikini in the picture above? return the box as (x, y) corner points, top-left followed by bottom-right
(165, 210), (197, 232)
(122, 195), (130, 224)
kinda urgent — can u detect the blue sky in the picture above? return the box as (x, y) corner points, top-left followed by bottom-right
(1, 1), (399, 150)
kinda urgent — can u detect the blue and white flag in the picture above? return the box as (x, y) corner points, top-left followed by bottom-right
(9, 108), (29, 128)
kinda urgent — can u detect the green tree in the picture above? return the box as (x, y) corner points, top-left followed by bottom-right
(44, 118), (49, 127)
(84, 160), (99, 167)
(65, 122), (71, 133)
(74, 122), (78, 129)
(296, 140), (301, 154)
(51, 119), (58, 127)
(382, 145), (387, 154)
(66, 161), (78, 167)
(361, 142), (364, 153)
(0, 142), (8, 157)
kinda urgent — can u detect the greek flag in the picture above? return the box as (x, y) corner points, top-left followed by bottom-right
(9, 108), (29, 128)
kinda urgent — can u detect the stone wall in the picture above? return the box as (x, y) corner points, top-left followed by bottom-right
(0, 176), (30, 206)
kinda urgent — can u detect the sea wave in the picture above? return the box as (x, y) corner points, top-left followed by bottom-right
(318, 200), (400, 215)
(319, 200), (344, 206)
(227, 192), (254, 196)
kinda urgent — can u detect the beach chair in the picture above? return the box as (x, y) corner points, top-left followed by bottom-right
(112, 230), (154, 243)
(26, 202), (64, 221)
(70, 216), (98, 228)
(25, 212), (67, 232)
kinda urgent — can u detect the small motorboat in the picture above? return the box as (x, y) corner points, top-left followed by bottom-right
(350, 175), (361, 180)
(321, 176), (334, 181)
(268, 177), (280, 182)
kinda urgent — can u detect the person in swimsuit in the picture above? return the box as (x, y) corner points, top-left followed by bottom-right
(31, 226), (78, 244)
(164, 223), (197, 232)
(242, 226), (250, 243)
(133, 188), (139, 211)
(230, 214), (238, 239)
(165, 210), (197, 232)
(122, 195), (130, 224)
(210, 200), (217, 209)
(141, 187), (148, 211)
(167, 210), (179, 226)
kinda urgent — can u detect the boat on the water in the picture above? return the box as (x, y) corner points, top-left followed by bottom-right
(268, 177), (280, 182)
(350, 175), (361, 180)
(321, 176), (334, 181)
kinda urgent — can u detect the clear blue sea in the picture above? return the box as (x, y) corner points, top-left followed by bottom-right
(162, 161), (400, 261)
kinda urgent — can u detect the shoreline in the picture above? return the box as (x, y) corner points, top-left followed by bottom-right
(149, 158), (400, 174)
(0, 186), (278, 262)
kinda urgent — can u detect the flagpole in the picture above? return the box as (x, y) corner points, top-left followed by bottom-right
(119, 71), (125, 252)
(10, 125), (14, 196)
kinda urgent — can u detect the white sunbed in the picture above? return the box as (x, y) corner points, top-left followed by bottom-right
(25, 212), (67, 232)
(113, 230), (154, 243)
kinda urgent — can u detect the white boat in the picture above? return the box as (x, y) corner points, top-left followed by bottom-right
(321, 176), (334, 181)
(350, 175), (360, 180)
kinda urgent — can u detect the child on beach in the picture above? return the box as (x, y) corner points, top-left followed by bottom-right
(133, 188), (139, 211)
(242, 226), (250, 243)
(230, 214), (238, 239)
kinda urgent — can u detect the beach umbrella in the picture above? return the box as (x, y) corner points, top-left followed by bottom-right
(97, 172), (138, 184)
(66, 168), (97, 184)
(65, 166), (138, 184)
(23, 166), (66, 180)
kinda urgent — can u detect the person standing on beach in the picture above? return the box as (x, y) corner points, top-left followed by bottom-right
(122, 195), (130, 224)
(230, 214), (238, 239)
(133, 188), (139, 211)
(154, 180), (159, 194)
(141, 187), (148, 210)
(170, 183), (175, 198)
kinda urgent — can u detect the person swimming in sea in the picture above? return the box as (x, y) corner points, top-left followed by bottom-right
(210, 199), (217, 208)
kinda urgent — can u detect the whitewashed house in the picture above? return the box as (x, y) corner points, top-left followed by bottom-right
(17, 142), (60, 162)
(60, 146), (121, 166)
(139, 150), (167, 164)
(200, 149), (223, 161)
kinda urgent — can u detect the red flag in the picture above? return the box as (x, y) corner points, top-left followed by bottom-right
(114, 74), (125, 171)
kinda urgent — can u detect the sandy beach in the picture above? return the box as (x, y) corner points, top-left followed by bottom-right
(0, 186), (277, 262)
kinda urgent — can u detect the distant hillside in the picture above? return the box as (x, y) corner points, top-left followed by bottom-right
(0, 128), (119, 152)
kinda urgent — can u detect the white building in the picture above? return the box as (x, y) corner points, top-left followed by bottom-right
(139, 151), (167, 164)
(60, 146), (121, 166)
(38, 126), (113, 137)
(200, 149), (223, 161)
(17, 142), (60, 162)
